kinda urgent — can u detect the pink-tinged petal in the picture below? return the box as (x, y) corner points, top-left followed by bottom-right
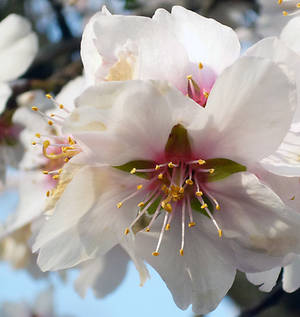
(283, 255), (300, 292)
(81, 10), (190, 90)
(153, 6), (240, 75)
(0, 14), (38, 82)
(191, 57), (296, 164)
(65, 80), (203, 166)
(74, 245), (130, 298)
(246, 267), (281, 292)
(207, 172), (300, 272)
(133, 213), (235, 314)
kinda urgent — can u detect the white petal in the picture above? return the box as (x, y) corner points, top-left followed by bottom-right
(81, 10), (191, 90)
(283, 255), (300, 292)
(246, 267), (281, 292)
(0, 14), (38, 81)
(153, 6), (240, 74)
(0, 82), (11, 113)
(74, 245), (129, 298)
(65, 80), (203, 166)
(191, 56), (296, 164)
(281, 17), (300, 54)
(260, 130), (300, 176)
(207, 172), (300, 272)
(133, 212), (235, 314)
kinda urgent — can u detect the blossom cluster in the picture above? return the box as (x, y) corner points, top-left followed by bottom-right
(1, 3), (300, 315)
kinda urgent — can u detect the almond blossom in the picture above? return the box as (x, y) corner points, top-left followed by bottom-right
(81, 5), (240, 107)
(32, 58), (300, 314)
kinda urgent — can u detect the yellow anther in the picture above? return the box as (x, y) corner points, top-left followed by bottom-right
(35, 133), (41, 138)
(155, 165), (160, 170)
(196, 191), (203, 197)
(152, 252), (160, 256)
(179, 187), (184, 194)
(138, 202), (145, 208)
(165, 224), (171, 231)
(278, 0), (282, 4)
(59, 104), (64, 109)
(45, 94), (52, 99)
(203, 91), (210, 98)
(283, 10), (288, 15)
(297, 2), (300, 8)
(216, 204), (221, 211)
(137, 184), (143, 190)
(46, 190), (50, 197)
(42, 170), (49, 175)
(179, 249), (184, 256)
(50, 113), (55, 117)
(145, 227), (150, 232)
(58, 169), (63, 174)
(68, 136), (75, 145)
(117, 202), (123, 208)
(130, 168), (136, 174)
(168, 162), (175, 168)
(52, 175), (59, 180)
(187, 74), (193, 80)
(158, 173), (163, 180)
(209, 169), (215, 174)
(198, 62), (204, 70)
(31, 106), (38, 111)
(163, 203), (172, 213)
(198, 159), (206, 165)
(188, 222), (196, 228)
(185, 179), (193, 185)
(48, 120), (53, 126)
(64, 157), (69, 163)
(201, 203), (208, 209)
(31, 141), (36, 146)
(124, 228), (130, 235)
(291, 196), (296, 201)
(218, 229), (223, 238)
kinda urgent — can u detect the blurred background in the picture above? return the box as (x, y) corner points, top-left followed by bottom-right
(1, 0), (300, 316)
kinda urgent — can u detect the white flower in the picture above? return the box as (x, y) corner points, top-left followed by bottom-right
(81, 5), (240, 106)
(0, 14), (38, 113)
(33, 60), (300, 314)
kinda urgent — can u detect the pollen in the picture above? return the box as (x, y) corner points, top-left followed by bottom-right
(52, 175), (59, 180)
(179, 248), (184, 256)
(196, 191), (203, 197)
(165, 224), (171, 231)
(198, 62), (203, 69)
(138, 202), (145, 208)
(188, 222), (196, 227)
(45, 94), (52, 99)
(209, 168), (215, 174)
(48, 120), (53, 126)
(283, 10), (288, 15)
(31, 106), (38, 111)
(163, 203), (172, 213)
(42, 170), (49, 175)
(137, 184), (143, 190)
(130, 168), (136, 174)
(155, 165), (160, 170)
(218, 229), (223, 238)
(32, 141), (36, 145)
(168, 162), (175, 168)
(201, 203), (208, 209)
(59, 104), (64, 109)
(124, 228), (130, 235)
(152, 252), (159, 256)
(158, 173), (164, 180)
(216, 204), (221, 210)
(198, 159), (206, 165)
(187, 74), (193, 80)
(185, 179), (193, 185)
(46, 190), (50, 197)
(117, 202), (123, 208)
(35, 133), (41, 138)
(145, 227), (150, 232)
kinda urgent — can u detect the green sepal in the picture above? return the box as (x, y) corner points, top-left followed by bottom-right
(165, 124), (192, 160)
(191, 194), (214, 218)
(113, 160), (154, 179)
(204, 158), (246, 182)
